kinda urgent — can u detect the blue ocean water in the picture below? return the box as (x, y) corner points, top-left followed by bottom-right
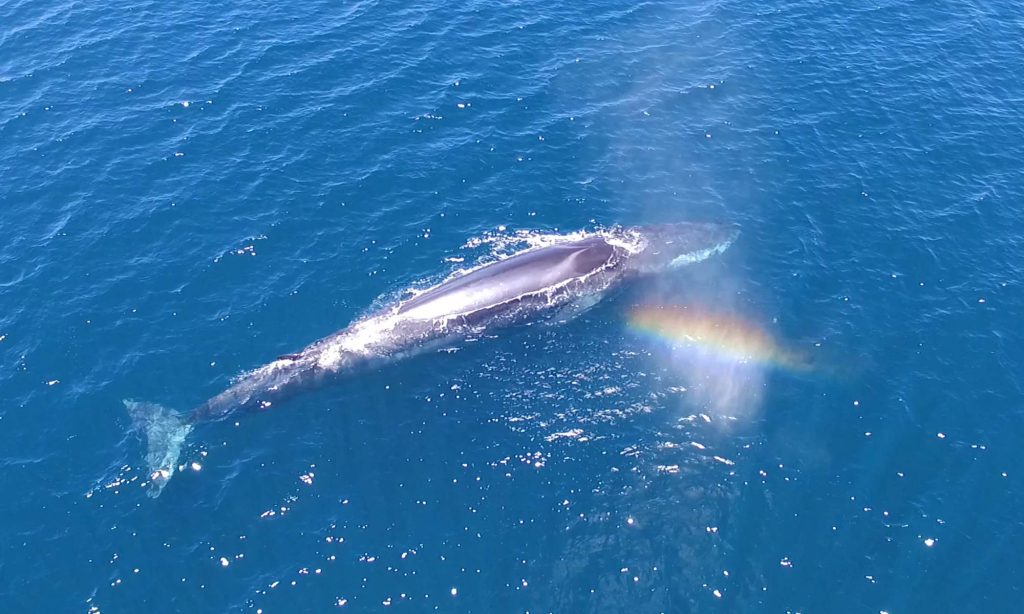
(2, 0), (1023, 610)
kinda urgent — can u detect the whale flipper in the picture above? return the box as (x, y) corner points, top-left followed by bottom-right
(548, 293), (605, 326)
(125, 400), (192, 497)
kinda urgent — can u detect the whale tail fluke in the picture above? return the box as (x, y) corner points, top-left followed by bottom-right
(124, 400), (193, 498)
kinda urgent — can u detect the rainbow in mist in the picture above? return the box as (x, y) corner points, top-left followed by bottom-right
(627, 305), (810, 372)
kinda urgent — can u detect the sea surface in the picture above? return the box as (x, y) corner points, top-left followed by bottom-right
(2, 0), (1022, 611)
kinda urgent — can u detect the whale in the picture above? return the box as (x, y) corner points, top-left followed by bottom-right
(127, 222), (737, 496)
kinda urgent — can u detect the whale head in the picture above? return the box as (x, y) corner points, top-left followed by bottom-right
(626, 222), (738, 274)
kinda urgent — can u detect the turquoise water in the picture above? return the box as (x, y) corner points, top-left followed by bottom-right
(2, 0), (1022, 610)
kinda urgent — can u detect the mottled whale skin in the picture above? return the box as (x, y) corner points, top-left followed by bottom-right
(128, 223), (736, 495)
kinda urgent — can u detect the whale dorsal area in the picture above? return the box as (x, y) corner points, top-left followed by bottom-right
(397, 237), (616, 321)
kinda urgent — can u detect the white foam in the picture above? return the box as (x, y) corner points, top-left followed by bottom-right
(461, 226), (645, 259)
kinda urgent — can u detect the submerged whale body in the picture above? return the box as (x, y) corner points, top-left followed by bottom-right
(128, 223), (737, 496)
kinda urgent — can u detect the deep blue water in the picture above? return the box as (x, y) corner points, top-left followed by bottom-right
(2, 0), (1023, 611)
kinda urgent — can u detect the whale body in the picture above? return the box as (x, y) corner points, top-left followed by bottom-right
(127, 223), (736, 495)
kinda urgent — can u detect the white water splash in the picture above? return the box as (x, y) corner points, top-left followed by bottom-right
(462, 225), (646, 260)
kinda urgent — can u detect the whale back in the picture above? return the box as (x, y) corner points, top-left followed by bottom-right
(397, 237), (618, 322)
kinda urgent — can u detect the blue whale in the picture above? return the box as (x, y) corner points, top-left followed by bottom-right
(127, 223), (736, 495)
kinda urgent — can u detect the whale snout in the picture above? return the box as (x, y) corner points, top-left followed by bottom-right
(630, 222), (738, 272)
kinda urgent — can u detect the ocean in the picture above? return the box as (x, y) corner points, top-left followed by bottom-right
(1, 0), (1022, 611)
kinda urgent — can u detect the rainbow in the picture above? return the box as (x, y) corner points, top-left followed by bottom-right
(627, 305), (810, 372)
